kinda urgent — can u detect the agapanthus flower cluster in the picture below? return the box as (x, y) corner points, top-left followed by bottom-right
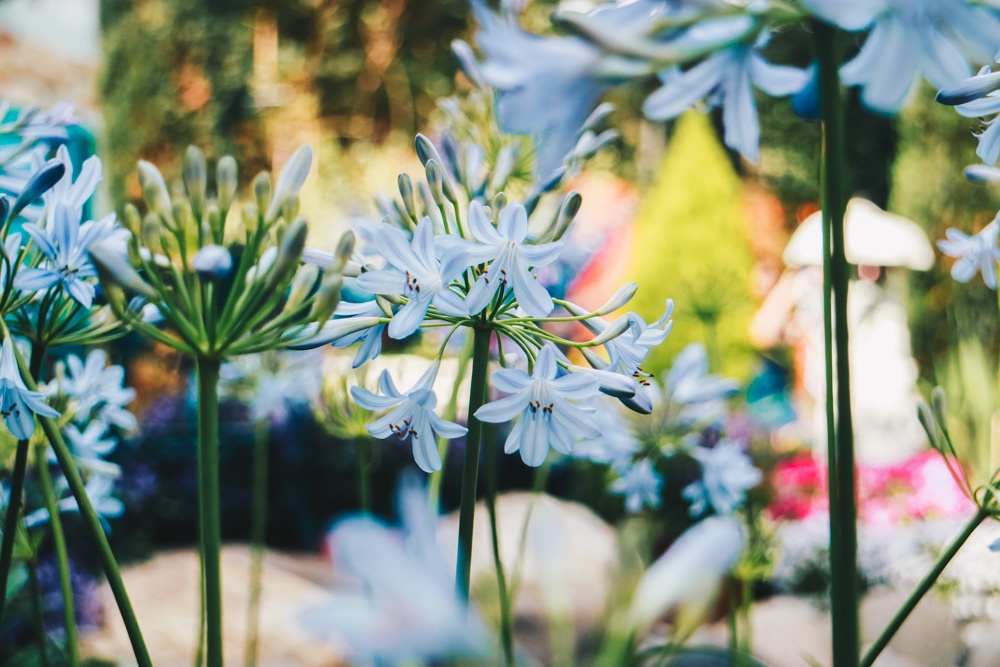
(88, 145), (355, 359)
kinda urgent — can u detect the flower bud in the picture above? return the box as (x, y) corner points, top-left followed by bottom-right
(490, 145), (516, 193)
(11, 160), (64, 218)
(588, 315), (631, 346)
(137, 160), (172, 214)
(265, 144), (312, 223)
(89, 241), (156, 298)
(242, 202), (259, 234)
(183, 145), (207, 215)
(205, 203), (223, 244)
(596, 283), (638, 316)
(917, 402), (938, 448)
(931, 386), (948, 424)
(285, 263), (319, 313)
(310, 272), (342, 325)
(287, 317), (383, 350)
(141, 213), (163, 253)
(266, 216), (308, 289)
(216, 155), (238, 213)
(398, 173), (417, 221)
(548, 190), (582, 242)
(414, 133), (445, 168)
(253, 171), (272, 217)
(192, 245), (233, 281)
(123, 203), (142, 237)
(425, 159), (446, 207)
(282, 193), (300, 223)
(492, 192), (507, 213)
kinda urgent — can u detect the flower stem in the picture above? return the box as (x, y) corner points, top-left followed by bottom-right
(245, 417), (269, 667)
(35, 448), (79, 667)
(196, 356), (224, 667)
(6, 337), (151, 667)
(356, 440), (371, 515)
(0, 436), (30, 623)
(27, 556), (53, 667)
(860, 508), (987, 667)
(817, 22), (859, 667)
(483, 423), (515, 665)
(456, 327), (492, 598)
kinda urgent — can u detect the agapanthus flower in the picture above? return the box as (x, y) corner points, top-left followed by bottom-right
(682, 439), (762, 517)
(0, 337), (59, 439)
(328, 300), (387, 368)
(447, 201), (563, 318)
(61, 349), (137, 430)
(350, 362), (467, 473)
(301, 474), (486, 662)
(665, 342), (739, 426)
(220, 350), (323, 423)
(39, 145), (102, 217)
(63, 421), (117, 469)
(355, 218), (468, 339)
(643, 32), (808, 162)
(15, 201), (122, 308)
(805, 0), (1000, 113)
(938, 57), (1000, 166)
(571, 400), (640, 471)
(26, 472), (124, 533)
(937, 216), (1000, 288)
(611, 458), (664, 513)
(475, 343), (601, 467)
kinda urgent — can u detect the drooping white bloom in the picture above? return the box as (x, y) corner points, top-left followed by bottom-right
(682, 439), (762, 517)
(628, 515), (744, 632)
(301, 474), (487, 662)
(937, 216), (1000, 288)
(0, 337), (59, 439)
(350, 362), (467, 473)
(475, 343), (601, 467)
(611, 458), (664, 513)
(447, 202), (563, 318)
(355, 218), (468, 339)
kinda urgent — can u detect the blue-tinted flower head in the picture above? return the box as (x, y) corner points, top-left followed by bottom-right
(0, 337), (59, 439)
(355, 218), (468, 339)
(41, 145), (102, 217)
(808, 0), (1000, 113)
(665, 342), (739, 426)
(643, 32), (809, 162)
(682, 438), (762, 517)
(938, 58), (1000, 166)
(302, 474), (486, 662)
(27, 472), (124, 534)
(62, 349), (137, 430)
(475, 343), (601, 467)
(611, 458), (664, 513)
(350, 362), (467, 473)
(937, 216), (1000, 288)
(451, 201), (563, 318)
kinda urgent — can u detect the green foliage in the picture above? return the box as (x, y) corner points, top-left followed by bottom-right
(628, 112), (757, 379)
(99, 0), (267, 207)
(891, 83), (1000, 374)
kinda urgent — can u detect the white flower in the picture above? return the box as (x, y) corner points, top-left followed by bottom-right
(682, 439), (762, 517)
(62, 349), (137, 430)
(0, 337), (59, 439)
(350, 362), (467, 473)
(937, 216), (1000, 288)
(475, 343), (601, 467)
(610, 458), (663, 513)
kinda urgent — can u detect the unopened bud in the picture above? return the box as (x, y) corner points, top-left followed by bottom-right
(242, 202), (259, 234)
(548, 191), (582, 241)
(183, 146), (207, 215)
(266, 217), (308, 289)
(137, 160), (172, 214)
(492, 192), (507, 213)
(588, 315), (631, 346)
(89, 241), (156, 298)
(123, 203), (142, 237)
(253, 172), (272, 216)
(11, 160), (64, 217)
(216, 155), (238, 213)
(286, 263), (319, 313)
(414, 134), (445, 168)
(425, 159), (446, 206)
(192, 245), (233, 281)
(596, 283), (638, 316)
(266, 144), (312, 222)
(398, 173), (417, 220)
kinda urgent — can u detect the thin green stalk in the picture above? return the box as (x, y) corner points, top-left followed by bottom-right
(727, 582), (740, 666)
(196, 356), (224, 667)
(0, 436), (30, 622)
(483, 421), (514, 665)
(27, 557), (53, 667)
(246, 417), (269, 667)
(35, 449), (79, 667)
(456, 327), (492, 598)
(817, 22), (859, 667)
(861, 508), (987, 667)
(357, 440), (372, 515)
(741, 576), (752, 662)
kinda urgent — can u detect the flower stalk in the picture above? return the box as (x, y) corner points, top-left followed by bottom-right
(196, 356), (223, 667)
(0, 435), (30, 622)
(246, 417), (269, 667)
(817, 22), (859, 667)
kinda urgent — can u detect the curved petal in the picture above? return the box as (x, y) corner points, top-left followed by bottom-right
(387, 297), (431, 340)
(429, 411), (468, 439)
(497, 203), (528, 242)
(350, 385), (403, 411)
(355, 269), (407, 295)
(475, 393), (527, 423)
(519, 241), (563, 267)
(491, 368), (532, 394)
(467, 201), (505, 244)
(509, 255), (554, 318)
(550, 373), (600, 399)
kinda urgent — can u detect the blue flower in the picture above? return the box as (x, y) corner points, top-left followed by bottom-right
(0, 337), (59, 439)
(40, 145), (102, 216)
(807, 0), (1000, 113)
(571, 400), (640, 471)
(15, 201), (122, 308)
(472, 1), (649, 178)
(329, 300), (387, 368)
(191, 245), (233, 280)
(475, 343), (601, 467)
(665, 343), (739, 426)
(643, 32), (808, 162)
(350, 362), (467, 473)
(59, 421), (119, 476)
(682, 439), (762, 517)
(938, 217), (1000, 288)
(26, 472), (124, 533)
(449, 201), (563, 318)
(355, 218), (468, 339)
(301, 473), (486, 662)
(611, 458), (664, 513)
(61, 349), (137, 430)
(938, 60), (1000, 165)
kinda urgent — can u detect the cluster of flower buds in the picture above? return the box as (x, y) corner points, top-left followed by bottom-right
(88, 145), (355, 358)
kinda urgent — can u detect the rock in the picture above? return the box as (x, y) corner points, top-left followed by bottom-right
(79, 546), (344, 666)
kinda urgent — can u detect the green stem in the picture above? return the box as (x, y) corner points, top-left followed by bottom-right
(741, 576), (753, 662)
(860, 508), (987, 667)
(35, 449), (79, 667)
(818, 22), (859, 667)
(27, 557), (53, 667)
(246, 417), (269, 667)
(456, 327), (492, 598)
(357, 440), (371, 515)
(196, 356), (224, 667)
(0, 436), (30, 623)
(483, 421), (514, 665)
(728, 581), (740, 666)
